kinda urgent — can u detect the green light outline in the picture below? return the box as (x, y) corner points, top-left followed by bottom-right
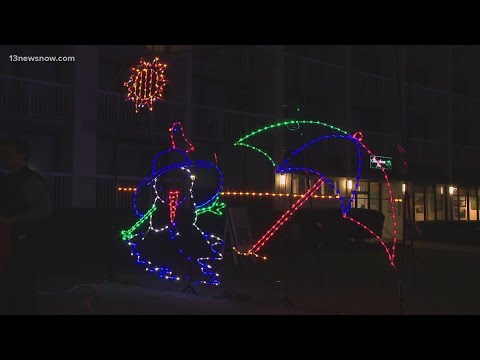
(234, 143), (276, 168)
(121, 204), (157, 241)
(121, 194), (226, 241)
(195, 195), (226, 217)
(234, 120), (349, 165)
(235, 120), (349, 144)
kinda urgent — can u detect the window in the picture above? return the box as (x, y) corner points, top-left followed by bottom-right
(451, 188), (468, 221)
(415, 192), (425, 222)
(369, 182), (380, 211)
(426, 185), (435, 221)
(356, 194), (368, 209)
(146, 45), (166, 53)
(471, 197), (478, 211)
(322, 181), (338, 196)
(292, 177), (299, 194)
(459, 188), (468, 221)
(469, 188), (478, 221)
(383, 182), (401, 217)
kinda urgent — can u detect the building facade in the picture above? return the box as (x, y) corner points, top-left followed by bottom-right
(1, 45), (479, 238)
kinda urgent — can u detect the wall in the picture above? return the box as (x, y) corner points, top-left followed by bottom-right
(97, 138), (114, 175)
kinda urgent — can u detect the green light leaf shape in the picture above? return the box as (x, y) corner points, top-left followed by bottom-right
(234, 120), (349, 168)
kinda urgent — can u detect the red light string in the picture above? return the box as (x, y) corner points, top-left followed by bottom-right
(280, 134), (398, 267)
(357, 141), (398, 266)
(344, 215), (395, 268)
(244, 178), (324, 256)
(170, 122), (195, 153)
(169, 191), (180, 225)
(352, 131), (364, 142)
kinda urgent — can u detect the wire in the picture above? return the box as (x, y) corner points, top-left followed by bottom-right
(393, 45), (417, 315)
(39, 280), (109, 295)
(38, 280), (109, 314)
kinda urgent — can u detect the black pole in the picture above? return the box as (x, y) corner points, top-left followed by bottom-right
(108, 127), (120, 282)
(395, 45), (409, 315)
(407, 185), (417, 296)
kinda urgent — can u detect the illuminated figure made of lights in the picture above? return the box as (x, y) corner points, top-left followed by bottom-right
(120, 123), (226, 285)
(124, 57), (167, 113)
(233, 120), (398, 268)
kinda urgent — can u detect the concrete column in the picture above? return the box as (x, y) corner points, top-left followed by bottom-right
(447, 46), (453, 182)
(72, 45), (98, 208)
(400, 46), (407, 152)
(255, 45), (285, 158)
(255, 45), (285, 209)
(55, 132), (73, 173)
(346, 45), (352, 177)
(397, 46), (407, 239)
(446, 46), (454, 220)
(169, 45), (193, 138)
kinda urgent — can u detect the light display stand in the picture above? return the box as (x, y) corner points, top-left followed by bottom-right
(397, 45), (418, 314)
(275, 174), (296, 307)
(182, 261), (197, 295)
(217, 207), (254, 300)
(400, 178), (417, 314)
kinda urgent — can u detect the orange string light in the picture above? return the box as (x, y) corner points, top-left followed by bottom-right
(220, 191), (339, 199)
(117, 187), (401, 204)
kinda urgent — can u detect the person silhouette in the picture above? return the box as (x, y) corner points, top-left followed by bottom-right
(0, 137), (51, 314)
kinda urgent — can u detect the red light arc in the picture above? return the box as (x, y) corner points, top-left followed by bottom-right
(234, 123), (398, 268)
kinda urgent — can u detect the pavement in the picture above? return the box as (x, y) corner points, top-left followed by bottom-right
(29, 241), (480, 315)
(30, 239), (480, 315)
(39, 282), (320, 315)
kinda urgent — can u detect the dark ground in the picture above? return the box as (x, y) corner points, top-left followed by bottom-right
(32, 239), (480, 315)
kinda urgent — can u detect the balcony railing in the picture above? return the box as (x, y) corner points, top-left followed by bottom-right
(3, 68), (480, 140)
(361, 131), (397, 154)
(285, 53), (344, 92)
(352, 71), (395, 99)
(97, 90), (275, 142)
(407, 84), (449, 113)
(97, 90), (185, 131)
(19, 143), (480, 213)
(35, 172), (154, 211)
(95, 175), (153, 210)
(191, 105), (275, 141)
(408, 138), (449, 164)
(193, 45), (255, 72)
(453, 144), (480, 168)
(453, 93), (480, 115)
(42, 172), (73, 209)
(0, 75), (73, 121)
